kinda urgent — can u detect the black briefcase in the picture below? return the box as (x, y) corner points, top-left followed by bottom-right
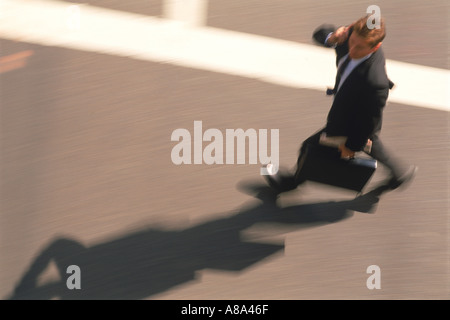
(298, 144), (377, 192)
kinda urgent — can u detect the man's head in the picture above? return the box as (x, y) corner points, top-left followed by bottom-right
(348, 15), (386, 59)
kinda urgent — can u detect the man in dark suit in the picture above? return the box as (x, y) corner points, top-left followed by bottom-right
(265, 15), (417, 192)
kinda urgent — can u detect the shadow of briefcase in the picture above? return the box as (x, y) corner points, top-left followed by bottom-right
(298, 144), (377, 192)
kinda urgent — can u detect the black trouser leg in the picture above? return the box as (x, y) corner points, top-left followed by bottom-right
(367, 135), (406, 179)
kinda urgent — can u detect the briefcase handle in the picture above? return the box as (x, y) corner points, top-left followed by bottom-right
(319, 132), (372, 153)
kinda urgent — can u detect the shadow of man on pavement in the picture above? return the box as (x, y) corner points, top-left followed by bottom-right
(8, 181), (388, 300)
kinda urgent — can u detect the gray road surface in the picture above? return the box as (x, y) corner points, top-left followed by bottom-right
(1, 0), (449, 300)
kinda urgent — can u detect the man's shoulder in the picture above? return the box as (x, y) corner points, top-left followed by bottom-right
(362, 49), (390, 89)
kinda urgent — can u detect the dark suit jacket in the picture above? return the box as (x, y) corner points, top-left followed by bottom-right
(313, 24), (393, 151)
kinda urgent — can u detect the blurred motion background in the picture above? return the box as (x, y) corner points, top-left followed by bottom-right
(1, 0), (449, 299)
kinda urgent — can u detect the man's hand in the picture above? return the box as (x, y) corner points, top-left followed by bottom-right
(338, 144), (355, 159)
(327, 24), (353, 46)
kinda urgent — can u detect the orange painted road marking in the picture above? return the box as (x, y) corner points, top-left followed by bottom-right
(0, 50), (34, 74)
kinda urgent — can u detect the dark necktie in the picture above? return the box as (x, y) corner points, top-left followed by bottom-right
(327, 56), (351, 95)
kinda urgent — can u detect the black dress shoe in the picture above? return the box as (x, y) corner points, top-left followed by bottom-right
(265, 174), (298, 193)
(388, 165), (418, 190)
(264, 172), (282, 190)
(262, 165), (297, 193)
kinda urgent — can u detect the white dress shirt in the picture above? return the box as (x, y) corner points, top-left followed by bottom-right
(324, 32), (373, 92)
(336, 53), (373, 92)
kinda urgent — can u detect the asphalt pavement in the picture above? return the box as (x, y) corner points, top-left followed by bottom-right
(1, 0), (449, 300)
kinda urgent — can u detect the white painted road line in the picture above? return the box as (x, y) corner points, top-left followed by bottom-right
(1, 0), (449, 112)
(163, 0), (208, 27)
